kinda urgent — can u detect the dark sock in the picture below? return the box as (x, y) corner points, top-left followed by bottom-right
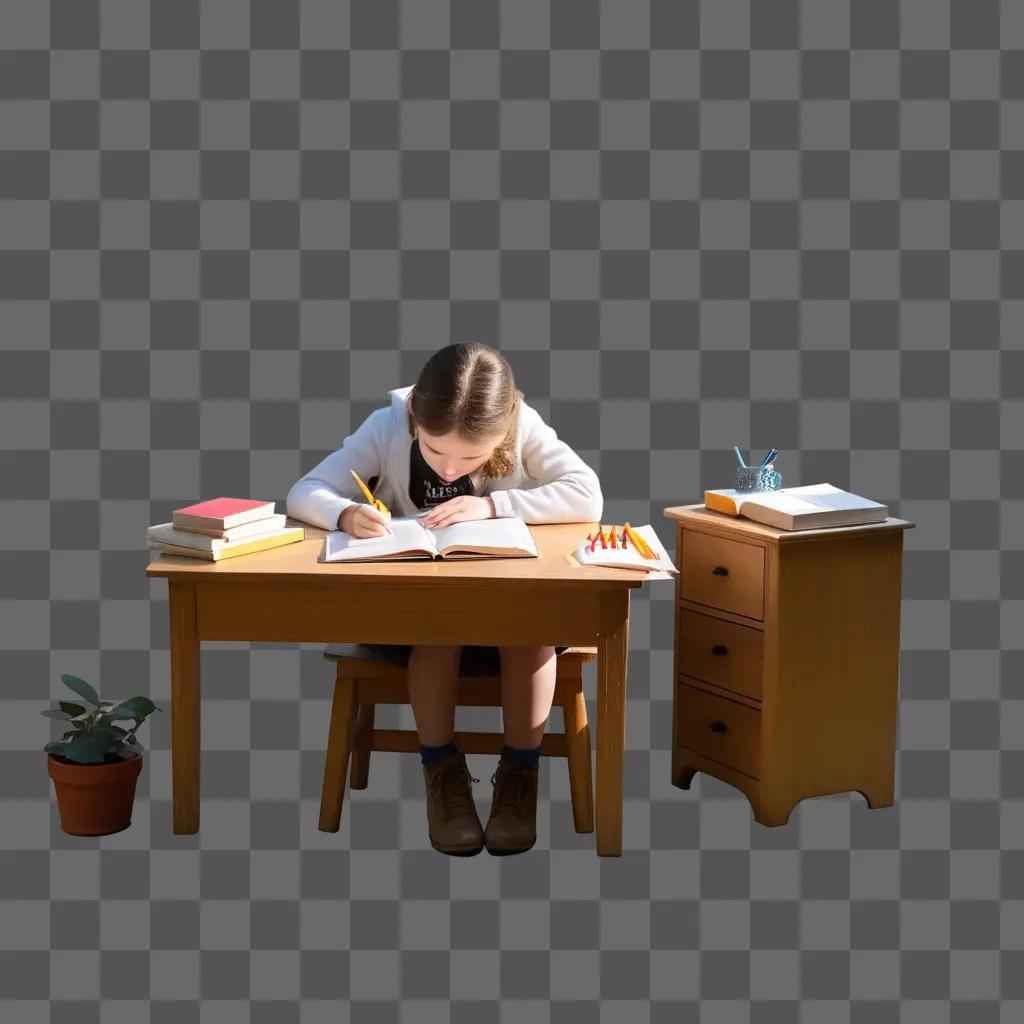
(501, 743), (541, 767)
(420, 740), (458, 764)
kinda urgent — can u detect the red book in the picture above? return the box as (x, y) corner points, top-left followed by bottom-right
(172, 497), (277, 534)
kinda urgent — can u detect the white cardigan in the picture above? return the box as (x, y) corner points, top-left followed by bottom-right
(286, 385), (604, 531)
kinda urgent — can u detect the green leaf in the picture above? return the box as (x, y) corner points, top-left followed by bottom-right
(60, 674), (99, 707)
(41, 709), (72, 720)
(108, 696), (157, 721)
(61, 731), (115, 765)
(44, 741), (70, 755)
(59, 701), (88, 718)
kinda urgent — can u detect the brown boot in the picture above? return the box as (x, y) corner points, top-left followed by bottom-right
(422, 751), (484, 856)
(484, 758), (539, 855)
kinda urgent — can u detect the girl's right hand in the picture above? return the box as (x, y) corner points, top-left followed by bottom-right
(339, 503), (393, 538)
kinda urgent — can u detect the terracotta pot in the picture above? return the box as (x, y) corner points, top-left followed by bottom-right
(47, 749), (143, 836)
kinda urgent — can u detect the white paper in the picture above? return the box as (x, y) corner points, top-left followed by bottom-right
(572, 524), (677, 573)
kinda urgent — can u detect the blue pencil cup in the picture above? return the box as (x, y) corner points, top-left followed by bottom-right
(734, 465), (783, 493)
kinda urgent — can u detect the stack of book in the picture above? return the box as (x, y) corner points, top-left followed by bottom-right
(147, 497), (304, 561)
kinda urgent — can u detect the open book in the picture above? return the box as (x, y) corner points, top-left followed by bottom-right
(318, 514), (539, 563)
(704, 483), (889, 531)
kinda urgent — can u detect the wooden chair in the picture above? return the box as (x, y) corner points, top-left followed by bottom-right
(318, 644), (598, 835)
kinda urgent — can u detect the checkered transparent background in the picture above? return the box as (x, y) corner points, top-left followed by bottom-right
(1, 0), (1022, 1019)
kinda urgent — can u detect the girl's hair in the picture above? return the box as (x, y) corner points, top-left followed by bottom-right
(407, 342), (523, 480)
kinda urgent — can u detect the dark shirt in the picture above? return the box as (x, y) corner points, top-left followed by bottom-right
(408, 439), (475, 511)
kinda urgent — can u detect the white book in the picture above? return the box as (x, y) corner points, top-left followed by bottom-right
(146, 514), (289, 551)
(146, 526), (304, 561)
(571, 524), (678, 574)
(704, 483), (889, 531)
(318, 515), (540, 563)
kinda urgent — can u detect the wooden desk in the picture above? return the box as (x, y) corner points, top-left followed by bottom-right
(662, 504), (914, 825)
(146, 518), (654, 856)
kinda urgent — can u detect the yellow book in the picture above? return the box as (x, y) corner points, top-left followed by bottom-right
(149, 527), (304, 561)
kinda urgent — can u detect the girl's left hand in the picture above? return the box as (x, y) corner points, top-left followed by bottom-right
(420, 495), (494, 528)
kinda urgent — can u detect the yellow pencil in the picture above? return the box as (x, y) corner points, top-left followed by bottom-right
(623, 522), (655, 559)
(350, 469), (390, 516)
(633, 526), (656, 559)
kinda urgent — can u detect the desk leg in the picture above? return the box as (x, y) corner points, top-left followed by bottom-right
(169, 581), (200, 834)
(595, 589), (629, 857)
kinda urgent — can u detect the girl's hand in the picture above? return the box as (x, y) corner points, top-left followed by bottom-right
(420, 495), (494, 529)
(340, 503), (393, 538)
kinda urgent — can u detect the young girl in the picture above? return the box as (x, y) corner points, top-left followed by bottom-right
(286, 342), (603, 856)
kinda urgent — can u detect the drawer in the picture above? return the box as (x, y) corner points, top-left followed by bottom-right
(679, 607), (764, 702)
(681, 530), (765, 620)
(677, 682), (761, 779)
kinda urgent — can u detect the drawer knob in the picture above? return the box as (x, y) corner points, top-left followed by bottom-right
(711, 644), (728, 656)
(711, 565), (729, 576)
(709, 719), (728, 733)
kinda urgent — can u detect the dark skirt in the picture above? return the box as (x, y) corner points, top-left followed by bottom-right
(362, 643), (570, 673)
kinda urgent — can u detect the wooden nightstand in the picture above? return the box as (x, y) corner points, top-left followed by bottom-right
(662, 503), (915, 826)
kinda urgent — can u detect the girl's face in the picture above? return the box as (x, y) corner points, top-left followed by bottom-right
(415, 426), (505, 483)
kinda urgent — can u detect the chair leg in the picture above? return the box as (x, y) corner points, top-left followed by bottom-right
(319, 675), (358, 833)
(564, 686), (595, 834)
(349, 701), (375, 790)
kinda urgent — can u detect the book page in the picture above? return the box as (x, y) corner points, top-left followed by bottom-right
(774, 484), (885, 512)
(741, 484), (884, 516)
(738, 491), (825, 515)
(432, 516), (539, 557)
(323, 516), (434, 561)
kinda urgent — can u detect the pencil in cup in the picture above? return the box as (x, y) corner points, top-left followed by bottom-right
(349, 469), (392, 525)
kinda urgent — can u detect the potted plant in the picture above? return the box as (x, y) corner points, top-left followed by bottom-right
(44, 674), (162, 836)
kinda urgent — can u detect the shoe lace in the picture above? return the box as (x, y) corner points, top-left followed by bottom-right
(427, 759), (479, 822)
(489, 760), (534, 813)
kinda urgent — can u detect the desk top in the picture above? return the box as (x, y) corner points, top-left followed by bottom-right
(145, 518), (670, 588)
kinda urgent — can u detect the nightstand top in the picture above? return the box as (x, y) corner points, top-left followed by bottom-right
(662, 503), (915, 544)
